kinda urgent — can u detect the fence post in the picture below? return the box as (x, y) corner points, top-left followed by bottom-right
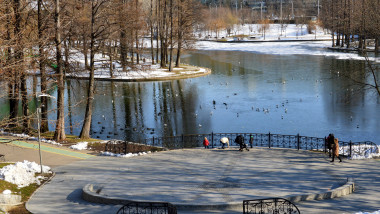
(182, 134), (184, 148)
(211, 132), (214, 148)
(152, 137), (155, 147)
(124, 142), (127, 154)
(297, 134), (300, 150)
(350, 141), (352, 158)
(268, 132), (271, 148)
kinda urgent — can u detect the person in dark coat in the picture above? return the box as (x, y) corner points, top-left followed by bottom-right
(235, 135), (249, 151)
(326, 133), (334, 157)
(331, 138), (342, 162)
(203, 137), (210, 149)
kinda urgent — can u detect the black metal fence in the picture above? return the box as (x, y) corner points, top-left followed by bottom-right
(105, 140), (127, 154)
(137, 132), (378, 158)
(243, 198), (300, 214)
(116, 202), (177, 214)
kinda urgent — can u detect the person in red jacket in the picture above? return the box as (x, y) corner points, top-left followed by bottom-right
(203, 137), (210, 149)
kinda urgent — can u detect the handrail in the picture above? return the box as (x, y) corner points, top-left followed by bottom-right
(243, 198), (300, 214)
(116, 201), (177, 214)
(136, 132), (378, 158)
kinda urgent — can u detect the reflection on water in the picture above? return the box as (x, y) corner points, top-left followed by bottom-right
(1, 50), (379, 143)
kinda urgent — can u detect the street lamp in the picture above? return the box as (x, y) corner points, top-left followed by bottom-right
(36, 93), (56, 174)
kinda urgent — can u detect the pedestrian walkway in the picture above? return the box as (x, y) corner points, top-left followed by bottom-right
(0, 137), (94, 159)
(8, 140), (94, 159)
(26, 148), (380, 214)
(0, 137), (95, 167)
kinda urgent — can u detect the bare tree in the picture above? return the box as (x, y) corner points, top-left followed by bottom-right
(79, 0), (112, 139)
(54, 0), (66, 141)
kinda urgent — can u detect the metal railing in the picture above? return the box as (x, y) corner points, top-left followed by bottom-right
(137, 132), (378, 158)
(243, 198), (300, 214)
(105, 140), (128, 154)
(116, 201), (177, 214)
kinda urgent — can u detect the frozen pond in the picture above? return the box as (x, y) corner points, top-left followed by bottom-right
(1, 46), (379, 144)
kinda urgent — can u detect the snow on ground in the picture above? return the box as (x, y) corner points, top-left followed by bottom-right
(69, 142), (88, 150)
(100, 151), (151, 158)
(196, 40), (380, 63)
(0, 129), (62, 146)
(355, 211), (380, 214)
(2, 190), (11, 195)
(70, 64), (209, 80)
(0, 161), (51, 188)
(348, 145), (380, 160)
(197, 24), (330, 41)
(195, 24), (380, 63)
(65, 49), (209, 80)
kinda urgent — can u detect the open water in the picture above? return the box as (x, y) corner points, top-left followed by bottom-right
(1, 49), (379, 144)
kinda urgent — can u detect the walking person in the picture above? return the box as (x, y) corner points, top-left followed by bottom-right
(331, 138), (342, 162)
(203, 137), (210, 149)
(249, 135), (254, 148)
(220, 137), (229, 149)
(326, 133), (334, 157)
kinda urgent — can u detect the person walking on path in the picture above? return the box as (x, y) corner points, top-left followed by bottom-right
(249, 135), (254, 148)
(331, 138), (342, 162)
(326, 133), (334, 157)
(203, 137), (210, 149)
(220, 137), (229, 149)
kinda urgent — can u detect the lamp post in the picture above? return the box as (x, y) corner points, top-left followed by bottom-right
(36, 93), (56, 174)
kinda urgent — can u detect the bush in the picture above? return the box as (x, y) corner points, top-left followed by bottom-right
(307, 21), (316, 34)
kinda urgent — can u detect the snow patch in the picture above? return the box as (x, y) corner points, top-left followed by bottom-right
(2, 190), (11, 195)
(355, 211), (380, 214)
(348, 145), (380, 160)
(69, 142), (88, 150)
(100, 151), (151, 158)
(0, 161), (51, 188)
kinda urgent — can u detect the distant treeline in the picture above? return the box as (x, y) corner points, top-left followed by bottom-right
(320, 0), (380, 51)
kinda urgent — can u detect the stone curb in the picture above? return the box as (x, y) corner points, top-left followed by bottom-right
(286, 177), (355, 202)
(82, 178), (355, 211)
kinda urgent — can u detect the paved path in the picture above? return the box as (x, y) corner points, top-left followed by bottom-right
(8, 140), (94, 159)
(0, 137), (94, 167)
(26, 148), (380, 214)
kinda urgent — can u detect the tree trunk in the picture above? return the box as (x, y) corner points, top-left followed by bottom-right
(54, 0), (66, 141)
(175, 0), (182, 68)
(359, 36), (363, 50)
(168, 0), (173, 71)
(176, 39), (181, 67)
(336, 33), (340, 46)
(120, 0), (127, 72)
(80, 1), (97, 139)
(38, 0), (49, 132)
(13, 0), (29, 132)
(64, 39), (70, 75)
(135, 0), (140, 64)
(21, 74), (28, 133)
(83, 33), (89, 69)
(6, 2), (18, 128)
(136, 31), (139, 64)
(109, 42), (114, 78)
(150, 0), (155, 64)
